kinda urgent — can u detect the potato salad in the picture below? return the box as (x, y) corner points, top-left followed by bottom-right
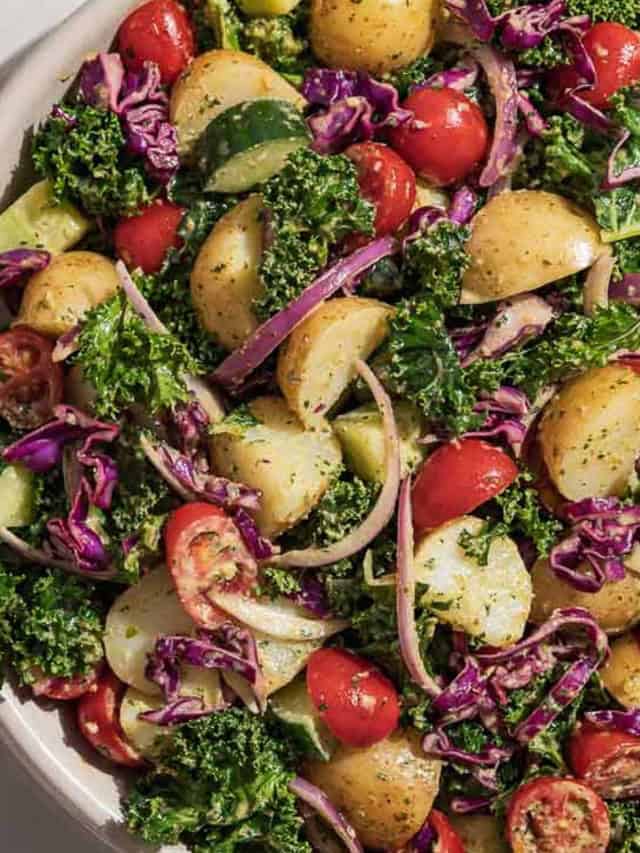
(3, 0), (640, 850)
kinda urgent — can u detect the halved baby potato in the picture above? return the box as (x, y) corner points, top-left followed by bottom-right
(170, 50), (306, 156)
(600, 632), (640, 709)
(277, 297), (393, 427)
(539, 364), (640, 501)
(210, 396), (342, 538)
(461, 191), (604, 304)
(414, 515), (532, 646)
(191, 195), (264, 350)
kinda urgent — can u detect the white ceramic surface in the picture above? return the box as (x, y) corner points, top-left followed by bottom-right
(0, 4), (182, 849)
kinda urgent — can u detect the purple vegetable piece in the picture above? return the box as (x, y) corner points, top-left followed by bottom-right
(449, 186), (478, 225)
(465, 385), (532, 452)
(0, 249), (50, 289)
(233, 507), (274, 560)
(409, 819), (437, 853)
(78, 52), (125, 111)
(289, 575), (332, 619)
(432, 657), (488, 720)
(170, 400), (210, 458)
(47, 481), (111, 574)
(476, 386), (530, 417)
(450, 324), (487, 361)
(463, 294), (553, 365)
(500, 0), (567, 51)
(423, 728), (514, 791)
(517, 92), (548, 136)
(603, 130), (640, 189)
(417, 59), (479, 93)
(489, 644), (556, 704)
(444, 0), (496, 41)
(51, 104), (79, 128)
(404, 186), (476, 248)
(140, 695), (227, 725)
(584, 709), (640, 737)
(610, 274), (640, 306)
(289, 776), (364, 853)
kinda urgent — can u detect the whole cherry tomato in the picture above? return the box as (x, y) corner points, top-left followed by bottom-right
(412, 438), (519, 534)
(306, 647), (400, 748)
(506, 777), (610, 853)
(117, 0), (195, 86)
(77, 669), (144, 767)
(0, 326), (63, 429)
(569, 720), (640, 799)
(548, 23), (640, 109)
(389, 88), (489, 186)
(345, 142), (416, 237)
(32, 665), (102, 701)
(114, 199), (185, 274)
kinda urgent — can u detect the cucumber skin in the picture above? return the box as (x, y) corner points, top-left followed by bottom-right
(0, 464), (36, 528)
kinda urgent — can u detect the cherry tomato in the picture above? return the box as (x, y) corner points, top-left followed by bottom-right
(506, 777), (610, 853)
(569, 721), (640, 799)
(618, 355), (640, 375)
(306, 648), (400, 748)
(412, 439), (519, 534)
(165, 502), (258, 628)
(427, 810), (465, 853)
(32, 665), (101, 701)
(345, 142), (416, 238)
(114, 200), (185, 274)
(0, 326), (63, 429)
(117, 0), (195, 86)
(388, 88), (489, 187)
(77, 669), (144, 767)
(548, 23), (640, 109)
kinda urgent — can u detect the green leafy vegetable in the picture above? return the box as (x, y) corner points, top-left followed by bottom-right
(383, 54), (439, 99)
(211, 404), (261, 438)
(242, 14), (310, 85)
(609, 801), (640, 853)
(565, 0), (639, 28)
(404, 221), (472, 309)
(596, 188), (640, 243)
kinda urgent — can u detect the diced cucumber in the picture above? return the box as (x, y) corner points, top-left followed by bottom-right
(119, 687), (170, 759)
(197, 99), (310, 193)
(236, 0), (303, 15)
(0, 464), (36, 528)
(205, 0), (241, 49)
(270, 676), (337, 761)
(333, 401), (425, 484)
(0, 180), (91, 253)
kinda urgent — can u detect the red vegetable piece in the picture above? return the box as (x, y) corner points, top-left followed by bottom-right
(114, 199), (185, 274)
(506, 777), (610, 853)
(32, 665), (102, 701)
(164, 502), (258, 628)
(117, 0), (195, 86)
(77, 669), (144, 767)
(429, 810), (465, 853)
(388, 88), (489, 187)
(306, 648), (400, 748)
(412, 438), (519, 534)
(569, 720), (640, 799)
(0, 326), (63, 429)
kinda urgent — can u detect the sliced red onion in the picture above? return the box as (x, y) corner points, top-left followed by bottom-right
(396, 477), (443, 698)
(212, 237), (398, 392)
(583, 251), (614, 315)
(116, 260), (167, 333)
(517, 91), (548, 136)
(584, 709), (640, 737)
(273, 359), (400, 568)
(0, 249), (50, 289)
(476, 386), (530, 417)
(423, 728), (514, 768)
(610, 274), (640, 306)
(289, 777), (363, 853)
(449, 186), (478, 226)
(563, 93), (614, 133)
(445, 0), (496, 41)
(432, 656), (488, 720)
(52, 325), (81, 363)
(462, 294), (554, 365)
(603, 129), (640, 189)
(472, 46), (519, 188)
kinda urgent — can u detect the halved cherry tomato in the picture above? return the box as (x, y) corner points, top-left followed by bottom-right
(618, 355), (640, 375)
(388, 88), (489, 187)
(412, 439), (519, 534)
(429, 810), (465, 853)
(306, 648), (400, 748)
(569, 721), (640, 799)
(32, 665), (102, 701)
(164, 502), (258, 628)
(345, 142), (416, 238)
(506, 777), (610, 853)
(548, 23), (640, 109)
(77, 669), (144, 767)
(114, 199), (185, 274)
(0, 326), (63, 429)
(117, 0), (195, 86)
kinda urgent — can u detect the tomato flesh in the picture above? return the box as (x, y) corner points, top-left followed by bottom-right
(412, 439), (519, 534)
(569, 721), (640, 799)
(506, 777), (610, 853)
(389, 88), (489, 186)
(32, 666), (101, 701)
(77, 669), (144, 767)
(306, 648), (400, 748)
(114, 200), (185, 274)
(0, 326), (63, 429)
(429, 810), (465, 853)
(117, 0), (195, 86)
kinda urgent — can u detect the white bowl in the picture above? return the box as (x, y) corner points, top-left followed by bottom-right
(0, 2), (183, 849)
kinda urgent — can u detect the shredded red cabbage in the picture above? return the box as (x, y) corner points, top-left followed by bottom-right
(584, 709), (640, 737)
(611, 274), (640, 306)
(289, 575), (333, 619)
(0, 249), (50, 289)
(47, 480), (113, 575)
(416, 58), (479, 93)
(603, 129), (640, 189)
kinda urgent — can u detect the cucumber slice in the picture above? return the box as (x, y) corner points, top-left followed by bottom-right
(271, 676), (337, 761)
(197, 99), (310, 193)
(333, 401), (425, 484)
(120, 687), (169, 759)
(0, 464), (36, 528)
(0, 180), (91, 253)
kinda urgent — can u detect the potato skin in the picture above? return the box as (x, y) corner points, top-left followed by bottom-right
(210, 396), (342, 538)
(530, 558), (640, 635)
(191, 196), (263, 350)
(17, 251), (119, 337)
(539, 364), (640, 501)
(277, 297), (393, 426)
(461, 191), (604, 304)
(310, 0), (438, 75)
(600, 632), (640, 708)
(170, 50), (306, 155)
(449, 815), (509, 852)
(304, 729), (441, 850)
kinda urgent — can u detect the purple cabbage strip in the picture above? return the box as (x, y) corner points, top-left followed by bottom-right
(517, 92), (547, 136)
(47, 481), (112, 574)
(449, 186), (478, 225)
(409, 819), (437, 853)
(611, 274), (640, 306)
(584, 709), (640, 737)
(603, 130), (640, 189)
(465, 386), (532, 453)
(500, 0), (567, 50)
(462, 294), (554, 366)
(0, 249), (50, 289)
(445, 0), (496, 41)
(289, 575), (332, 619)
(417, 58), (480, 93)
(78, 53), (124, 112)
(170, 400), (210, 459)
(233, 507), (274, 560)
(404, 186), (477, 249)
(140, 696), (228, 726)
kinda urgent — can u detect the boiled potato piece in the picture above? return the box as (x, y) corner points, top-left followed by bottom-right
(119, 688), (169, 759)
(531, 556), (640, 635)
(210, 396), (342, 538)
(310, 0), (438, 75)
(191, 195), (263, 350)
(237, 0), (302, 14)
(257, 632), (323, 695)
(539, 364), (640, 501)
(413, 179), (449, 212)
(17, 251), (120, 337)
(461, 191), (604, 304)
(601, 632), (640, 708)
(449, 815), (509, 853)
(414, 516), (532, 646)
(277, 297), (393, 427)
(304, 729), (441, 850)
(170, 50), (306, 155)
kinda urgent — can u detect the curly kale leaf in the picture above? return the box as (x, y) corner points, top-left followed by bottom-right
(255, 149), (375, 320)
(404, 221), (472, 309)
(0, 562), (104, 685)
(610, 801), (640, 853)
(33, 105), (150, 218)
(242, 14), (310, 84)
(125, 709), (310, 853)
(596, 188), (640, 243)
(565, 0), (639, 28)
